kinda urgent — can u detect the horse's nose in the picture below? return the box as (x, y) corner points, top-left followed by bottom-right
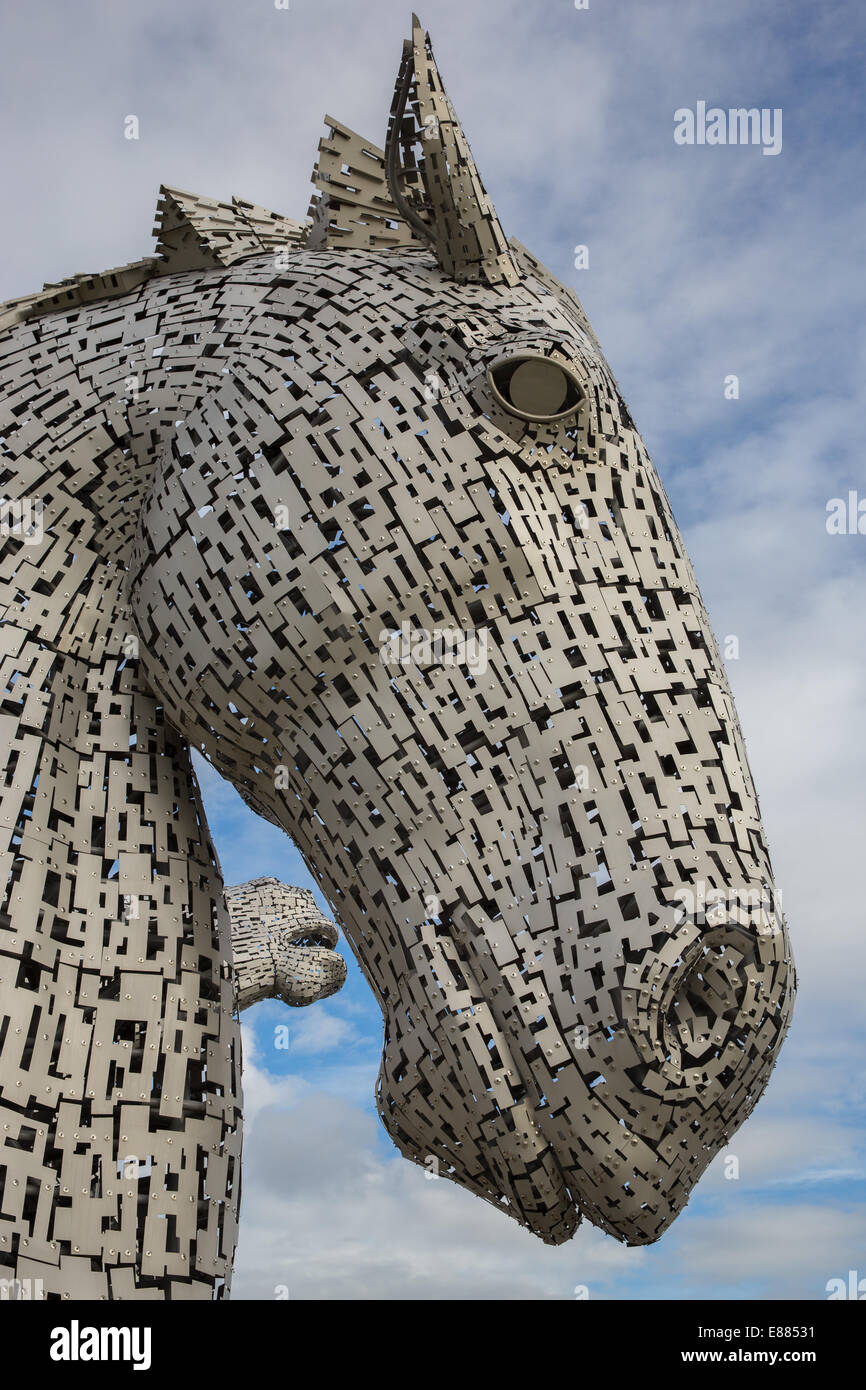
(377, 897), (793, 1245)
(580, 910), (795, 1243)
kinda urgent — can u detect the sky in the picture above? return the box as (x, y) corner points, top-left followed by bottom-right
(2, 0), (864, 1300)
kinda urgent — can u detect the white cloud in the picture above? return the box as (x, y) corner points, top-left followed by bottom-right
(232, 1062), (645, 1301)
(669, 1204), (866, 1298)
(231, 1054), (866, 1301)
(280, 1007), (361, 1056)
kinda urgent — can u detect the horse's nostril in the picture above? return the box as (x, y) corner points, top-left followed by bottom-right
(663, 943), (743, 1067)
(629, 918), (790, 1103)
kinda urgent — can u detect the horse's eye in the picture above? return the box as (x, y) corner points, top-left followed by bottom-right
(487, 353), (584, 422)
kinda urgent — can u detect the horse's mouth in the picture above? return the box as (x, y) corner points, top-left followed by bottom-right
(377, 994), (581, 1245)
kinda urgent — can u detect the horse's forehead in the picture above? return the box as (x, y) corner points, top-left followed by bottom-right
(282, 252), (576, 342)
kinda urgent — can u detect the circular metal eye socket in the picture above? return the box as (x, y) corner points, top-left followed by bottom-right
(487, 354), (584, 422)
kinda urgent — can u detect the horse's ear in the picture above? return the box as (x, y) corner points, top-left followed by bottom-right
(384, 14), (521, 287)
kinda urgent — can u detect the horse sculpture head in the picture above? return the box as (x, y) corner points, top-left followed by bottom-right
(126, 15), (796, 1246)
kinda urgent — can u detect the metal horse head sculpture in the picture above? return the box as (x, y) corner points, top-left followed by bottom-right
(0, 16), (795, 1297)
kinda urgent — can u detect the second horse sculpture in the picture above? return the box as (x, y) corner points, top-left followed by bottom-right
(0, 14), (795, 1297)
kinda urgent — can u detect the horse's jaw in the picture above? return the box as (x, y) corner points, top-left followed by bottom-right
(215, 749), (793, 1246)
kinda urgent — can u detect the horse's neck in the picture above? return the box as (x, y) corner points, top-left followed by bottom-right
(1, 293), (243, 1294)
(0, 280), (238, 863)
(1, 298), (201, 809)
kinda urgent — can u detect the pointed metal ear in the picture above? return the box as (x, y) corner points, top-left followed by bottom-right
(385, 14), (521, 287)
(306, 116), (423, 251)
